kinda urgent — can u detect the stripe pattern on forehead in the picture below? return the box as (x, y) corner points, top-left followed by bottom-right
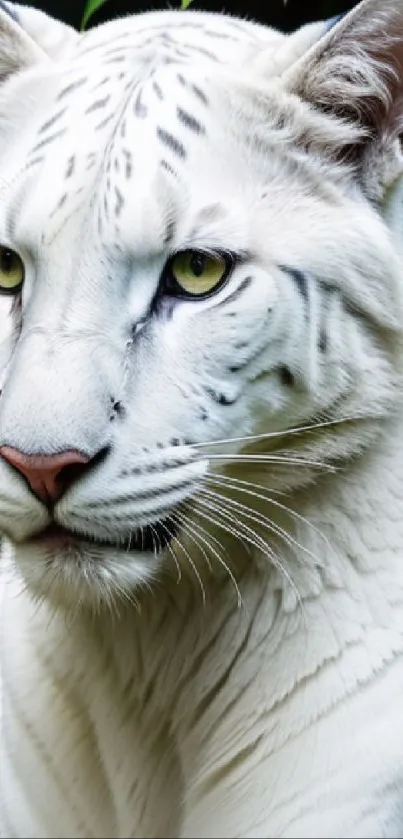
(157, 128), (186, 160)
(56, 78), (88, 102)
(38, 109), (67, 135)
(75, 13), (261, 67)
(11, 9), (283, 246)
(177, 73), (209, 106)
(176, 107), (205, 135)
(23, 10), (223, 193)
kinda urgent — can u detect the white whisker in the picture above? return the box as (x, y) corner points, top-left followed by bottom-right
(179, 503), (236, 563)
(194, 492), (303, 612)
(208, 472), (333, 550)
(174, 509), (243, 608)
(192, 414), (363, 449)
(172, 511), (213, 573)
(155, 521), (182, 585)
(206, 454), (336, 471)
(207, 472), (332, 561)
(201, 483), (320, 567)
(112, 577), (141, 616)
(160, 519), (206, 604)
(192, 495), (252, 555)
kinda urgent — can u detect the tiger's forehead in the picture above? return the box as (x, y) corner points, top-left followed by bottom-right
(0, 47), (258, 257)
(14, 3), (276, 174)
(0, 7), (282, 188)
(72, 9), (282, 67)
(0, 10), (332, 261)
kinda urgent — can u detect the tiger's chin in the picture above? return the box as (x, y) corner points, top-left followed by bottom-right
(9, 528), (165, 613)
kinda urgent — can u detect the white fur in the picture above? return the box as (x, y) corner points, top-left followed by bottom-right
(1, 1), (403, 836)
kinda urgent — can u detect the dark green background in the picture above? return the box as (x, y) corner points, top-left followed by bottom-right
(33, 0), (359, 33)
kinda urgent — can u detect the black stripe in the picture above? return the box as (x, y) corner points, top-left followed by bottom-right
(115, 186), (124, 217)
(24, 156), (44, 171)
(204, 29), (234, 40)
(104, 55), (126, 65)
(212, 276), (252, 309)
(65, 155), (75, 179)
(318, 330), (327, 352)
(205, 387), (237, 406)
(38, 108), (66, 135)
(183, 44), (218, 61)
(49, 193), (67, 218)
(122, 149), (132, 179)
(84, 481), (187, 515)
(160, 159), (178, 178)
(163, 218), (176, 246)
(85, 95), (111, 114)
(92, 76), (110, 91)
(95, 114), (114, 131)
(157, 127), (186, 159)
(279, 366), (294, 387)
(191, 84), (209, 105)
(31, 128), (67, 153)
(177, 106), (204, 135)
(134, 87), (147, 118)
(281, 266), (309, 302)
(57, 77), (87, 101)
(153, 81), (164, 100)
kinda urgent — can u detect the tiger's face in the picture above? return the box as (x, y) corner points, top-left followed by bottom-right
(0, 1), (401, 608)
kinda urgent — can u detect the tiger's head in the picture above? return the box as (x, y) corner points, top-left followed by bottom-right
(0, 0), (402, 609)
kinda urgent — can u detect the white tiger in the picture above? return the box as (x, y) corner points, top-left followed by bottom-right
(0, 0), (403, 836)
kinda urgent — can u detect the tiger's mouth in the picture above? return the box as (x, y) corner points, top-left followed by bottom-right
(31, 518), (178, 553)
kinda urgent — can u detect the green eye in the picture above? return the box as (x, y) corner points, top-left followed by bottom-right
(0, 246), (24, 294)
(168, 250), (229, 297)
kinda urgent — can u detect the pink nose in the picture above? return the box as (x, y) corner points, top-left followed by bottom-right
(0, 445), (90, 505)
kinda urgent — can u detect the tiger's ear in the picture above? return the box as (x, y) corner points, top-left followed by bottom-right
(283, 0), (403, 201)
(0, 1), (77, 79)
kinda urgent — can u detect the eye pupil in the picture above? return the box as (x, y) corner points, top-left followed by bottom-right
(190, 253), (206, 277)
(1, 249), (14, 273)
